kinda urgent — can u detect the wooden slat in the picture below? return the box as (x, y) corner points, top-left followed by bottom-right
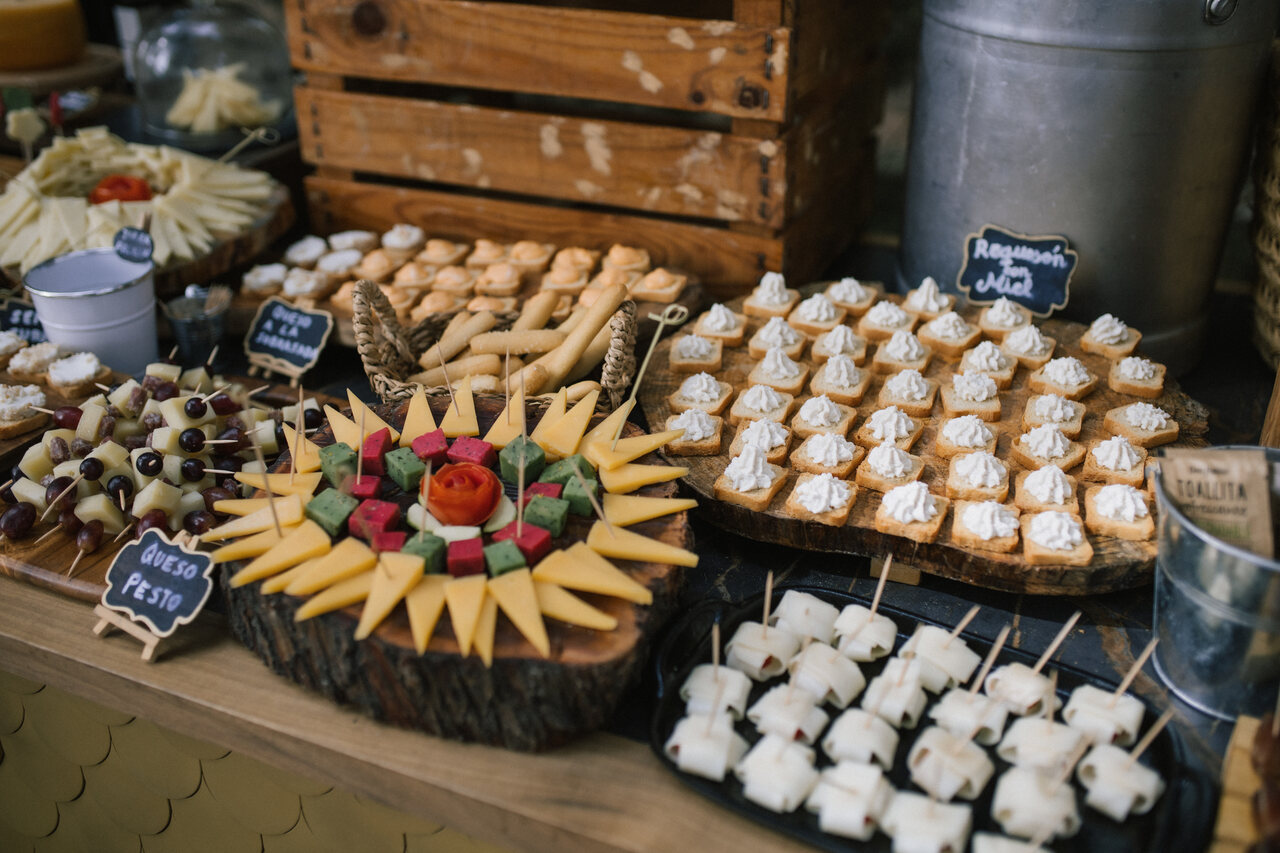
(295, 86), (787, 227)
(305, 175), (783, 292)
(789, 0), (891, 111)
(287, 0), (789, 121)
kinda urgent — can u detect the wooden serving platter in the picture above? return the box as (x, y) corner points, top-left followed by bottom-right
(222, 394), (694, 751)
(637, 285), (1209, 596)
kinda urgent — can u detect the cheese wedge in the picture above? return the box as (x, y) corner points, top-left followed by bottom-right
(214, 495), (312, 517)
(439, 375), (479, 437)
(581, 399), (635, 450)
(487, 569), (550, 658)
(444, 574), (488, 656)
(538, 389), (599, 459)
(347, 389), (401, 443)
(324, 405), (361, 449)
(399, 387), (437, 447)
(281, 424), (323, 474)
(284, 537), (377, 596)
(481, 384), (526, 449)
(473, 594), (499, 668)
(203, 495), (304, 540)
(234, 471), (324, 497)
(295, 571), (374, 621)
(354, 552), (424, 640)
(210, 526), (292, 563)
(531, 544), (652, 605)
(527, 387), (568, 448)
(260, 561), (313, 595)
(586, 522), (699, 568)
(533, 581), (618, 631)
(230, 520), (332, 587)
(585, 429), (684, 471)
(405, 574), (449, 654)
(601, 493), (698, 526)
(599, 462), (687, 495)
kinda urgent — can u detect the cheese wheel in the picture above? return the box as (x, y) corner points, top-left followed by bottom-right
(0, 1), (85, 71)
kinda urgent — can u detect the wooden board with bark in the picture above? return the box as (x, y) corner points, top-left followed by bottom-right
(222, 394), (693, 751)
(637, 284), (1210, 595)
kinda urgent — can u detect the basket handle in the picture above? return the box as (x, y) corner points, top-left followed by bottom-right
(352, 279), (419, 388)
(600, 300), (638, 409)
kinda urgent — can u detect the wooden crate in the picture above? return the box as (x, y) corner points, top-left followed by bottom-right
(286, 0), (889, 297)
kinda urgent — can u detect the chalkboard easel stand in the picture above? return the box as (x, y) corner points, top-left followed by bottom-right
(91, 603), (165, 662)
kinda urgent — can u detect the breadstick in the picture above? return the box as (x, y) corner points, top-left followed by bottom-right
(470, 329), (566, 355)
(417, 311), (497, 369)
(564, 380), (602, 403)
(409, 353), (501, 387)
(441, 310), (472, 340)
(514, 283), (627, 392)
(466, 375), (502, 393)
(556, 304), (588, 335)
(512, 290), (560, 331)
(505, 363), (548, 396)
(564, 322), (613, 384)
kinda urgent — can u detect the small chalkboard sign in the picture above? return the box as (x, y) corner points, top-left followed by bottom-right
(113, 226), (154, 264)
(955, 224), (1078, 318)
(0, 297), (46, 344)
(94, 529), (215, 660)
(244, 296), (334, 387)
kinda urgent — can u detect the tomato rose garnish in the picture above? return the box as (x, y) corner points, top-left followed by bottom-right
(89, 174), (152, 205)
(425, 462), (502, 526)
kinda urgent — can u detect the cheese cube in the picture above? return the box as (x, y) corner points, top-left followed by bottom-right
(132, 479), (183, 521)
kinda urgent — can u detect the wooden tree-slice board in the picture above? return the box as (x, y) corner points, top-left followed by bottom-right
(222, 394), (693, 751)
(637, 285), (1210, 596)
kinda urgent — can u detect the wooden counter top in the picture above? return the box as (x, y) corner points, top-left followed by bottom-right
(0, 575), (809, 853)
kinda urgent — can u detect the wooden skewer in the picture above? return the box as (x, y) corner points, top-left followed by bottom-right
(711, 621), (721, 677)
(191, 381), (203, 396)
(1110, 638), (1158, 708)
(1272, 684), (1280, 739)
(205, 344), (219, 368)
(94, 382), (112, 393)
(438, 352), (458, 415)
(1049, 739), (1090, 794)
(203, 468), (237, 475)
(246, 384), (271, 397)
(704, 676), (726, 737)
(35, 524), (62, 545)
(200, 384), (231, 402)
(42, 475), (82, 520)
(570, 466), (611, 536)
(250, 438), (283, 538)
(505, 347), (512, 424)
(786, 636), (811, 703)
(1043, 668), (1059, 723)
(516, 452), (525, 538)
(168, 345), (179, 360)
(0, 478), (13, 493)
(65, 549), (85, 577)
(32, 406), (56, 415)
(114, 521), (135, 542)
(1033, 610), (1081, 674)
(944, 605), (980, 648)
(895, 655), (911, 687)
(202, 438), (240, 446)
(970, 624), (1011, 696)
(1127, 708), (1175, 768)
(356, 408), (367, 484)
(870, 555), (891, 615)
(761, 570), (774, 632)
(117, 490), (127, 512)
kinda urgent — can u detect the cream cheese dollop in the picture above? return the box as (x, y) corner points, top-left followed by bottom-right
(795, 293), (838, 323)
(906, 277), (948, 313)
(740, 384), (786, 414)
(1004, 325), (1051, 357)
(1033, 394), (1078, 423)
(967, 340), (1008, 372)
(956, 451), (1005, 488)
(48, 352), (100, 386)
(740, 418), (788, 452)
(1089, 313), (1129, 345)
(1042, 356), (1091, 388)
(1021, 424), (1071, 460)
(1092, 436), (1141, 471)
(1028, 511), (1085, 551)
(315, 248), (363, 274)
(1095, 484), (1149, 522)
(0, 384), (44, 420)
(753, 272), (790, 305)
(1118, 356), (1156, 381)
(243, 262), (287, 293)
(678, 372), (721, 403)
(866, 406), (913, 441)
(382, 223), (425, 251)
(284, 234), (327, 266)
(757, 317), (802, 348)
(703, 303), (740, 332)
(867, 441), (913, 478)
(882, 481), (937, 523)
(885, 369), (930, 402)
(329, 230), (378, 252)
(865, 301), (910, 329)
(985, 297), (1027, 328)
(806, 433), (857, 467)
(952, 371), (998, 402)
(884, 330), (925, 362)
(1024, 466), (1072, 505)
(925, 311), (971, 341)
(676, 334), (714, 360)
(798, 395), (842, 428)
(962, 501), (1019, 541)
(815, 325), (861, 357)
(796, 473), (852, 514)
(1124, 402), (1172, 431)
(822, 354), (862, 389)
(759, 347), (802, 380)
(942, 415), (992, 449)
(282, 268), (330, 297)
(671, 409), (716, 442)
(724, 445), (777, 492)
(828, 277), (870, 304)
(0, 331), (25, 357)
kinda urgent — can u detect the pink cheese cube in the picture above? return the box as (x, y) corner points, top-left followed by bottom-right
(447, 538), (486, 577)
(361, 427), (393, 476)
(349, 499), (402, 540)
(343, 474), (382, 499)
(520, 481), (563, 507)
(371, 530), (407, 553)
(411, 428), (449, 467)
(490, 521), (553, 565)
(447, 435), (497, 468)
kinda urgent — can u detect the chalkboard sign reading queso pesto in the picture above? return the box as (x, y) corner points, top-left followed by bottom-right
(244, 296), (335, 381)
(956, 224), (1079, 317)
(101, 528), (215, 638)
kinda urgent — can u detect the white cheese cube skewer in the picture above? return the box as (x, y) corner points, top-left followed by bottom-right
(991, 765), (1082, 841)
(862, 657), (928, 729)
(928, 688), (1009, 745)
(907, 726), (995, 802)
(901, 623), (982, 693)
(663, 712), (749, 782)
(733, 734), (819, 813)
(1076, 742), (1166, 821)
(881, 790), (972, 853)
(804, 761), (895, 841)
(679, 664), (753, 719)
(985, 662), (1062, 716)
(789, 642), (866, 708)
(771, 590), (840, 644)
(997, 717), (1086, 775)
(822, 708), (900, 769)
(746, 683), (830, 745)
(834, 603), (897, 661)
(725, 620), (800, 681)
(1063, 684), (1146, 747)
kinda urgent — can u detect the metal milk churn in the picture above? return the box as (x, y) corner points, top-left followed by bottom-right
(897, 0), (1278, 374)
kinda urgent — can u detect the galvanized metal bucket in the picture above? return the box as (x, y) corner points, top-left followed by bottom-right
(898, 0), (1278, 375)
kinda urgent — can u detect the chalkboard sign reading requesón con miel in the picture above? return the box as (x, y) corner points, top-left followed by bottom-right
(956, 224), (1078, 318)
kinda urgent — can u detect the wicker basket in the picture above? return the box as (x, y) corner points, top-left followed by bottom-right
(1253, 41), (1280, 368)
(351, 279), (638, 408)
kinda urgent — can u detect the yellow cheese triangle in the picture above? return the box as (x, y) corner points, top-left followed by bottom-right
(581, 399), (635, 450)
(284, 537), (377, 596)
(281, 424), (323, 474)
(233, 471), (324, 497)
(539, 389), (599, 459)
(295, 571), (374, 621)
(533, 581), (618, 631)
(210, 526), (292, 563)
(585, 429), (684, 471)
(586, 521), (699, 568)
(444, 574), (487, 656)
(260, 561), (314, 595)
(527, 387), (568, 448)
(473, 594), (499, 668)
(347, 389), (401, 443)
(231, 520), (332, 587)
(601, 493), (698, 526)
(530, 544), (652, 605)
(487, 569), (550, 658)
(354, 552), (424, 640)
(214, 495), (312, 517)
(405, 574), (449, 654)
(324, 404), (361, 449)
(481, 385), (526, 449)
(599, 462), (687, 495)
(398, 387), (437, 447)
(439, 375), (479, 437)
(202, 495), (304, 541)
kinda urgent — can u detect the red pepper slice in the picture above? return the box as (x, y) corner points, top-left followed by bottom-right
(89, 174), (152, 205)
(425, 462), (502, 527)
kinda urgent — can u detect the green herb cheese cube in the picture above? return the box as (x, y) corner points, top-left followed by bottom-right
(524, 495), (570, 537)
(499, 435), (546, 484)
(305, 488), (359, 537)
(385, 446), (427, 493)
(320, 442), (357, 488)
(537, 454), (595, 487)
(483, 539), (527, 577)
(401, 531), (447, 573)
(562, 475), (598, 517)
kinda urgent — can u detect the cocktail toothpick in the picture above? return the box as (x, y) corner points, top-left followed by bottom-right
(570, 465), (611, 536)
(516, 452), (526, 538)
(1033, 610), (1081, 674)
(704, 676), (727, 737)
(1044, 669), (1059, 723)
(32, 406), (55, 415)
(612, 303), (689, 450)
(65, 548), (85, 577)
(200, 384), (231, 403)
(168, 345), (179, 361)
(1110, 637), (1158, 708)
(438, 352), (459, 416)
(970, 624), (1011, 696)
(355, 407), (367, 484)
(94, 382), (112, 393)
(944, 605), (980, 648)
(250, 437), (283, 538)
(114, 521), (136, 543)
(711, 620), (721, 677)
(505, 347), (512, 424)
(761, 570), (774, 633)
(42, 475), (83, 521)
(205, 344), (219, 369)
(1127, 708), (1175, 769)
(1050, 738), (1090, 793)
(290, 384), (305, 484)
(246, 384), (271, 398)
(870, 555), (891, 615)
(35, 524), (62, 545)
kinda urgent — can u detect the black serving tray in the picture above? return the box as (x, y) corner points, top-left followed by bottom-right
(649, 585), (1216, 853)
